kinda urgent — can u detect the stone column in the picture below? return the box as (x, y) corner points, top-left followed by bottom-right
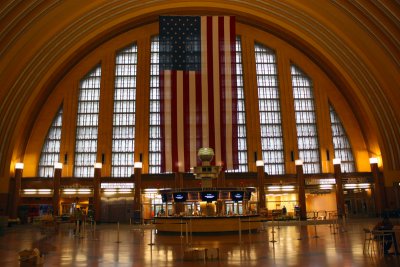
(11, 163), (23, 219)
(93, 163), (102, 222)
(53, 163), (62, 216)
(217, 170), (225, 188)
(133, 163), (142, 216)
(333, 159), (345, 218)
(175, 172), (183, 189)
(256, 160), (266, 210)
(295, 160), (307, 220)
(370, 158), (386, 216)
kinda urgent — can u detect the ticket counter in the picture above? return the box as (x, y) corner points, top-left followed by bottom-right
(155, 215), (262, 233)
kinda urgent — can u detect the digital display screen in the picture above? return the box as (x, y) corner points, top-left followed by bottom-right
(200, 191), (218, 202)
(231, 191), (244, 202)
(173, 192), (188, 202)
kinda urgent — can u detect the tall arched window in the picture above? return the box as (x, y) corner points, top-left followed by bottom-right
(291, 65), (320, 174)
(74, 65), (101, 177)
(330, 105), (355, 172)
(255, 43), (285, 175)
(148, 36), (162, 174)
(38, 107), (63, 177)
(111, 44), (138, 177)
(228, 37), (248, 172)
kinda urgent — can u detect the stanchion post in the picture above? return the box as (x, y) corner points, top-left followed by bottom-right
(190, 219), (193, 246)
(185, 222), (188, 245)
(92, 221), (98, 240)
(239, 218), (242, 244)
(148, 227), (155, 246)
(180, 219), (183, 238)
(297, 215), (302, 240)
(271, 216), (276, 233)
(331, 214), (337, 235)
(341, 215), (347, 232)
(270, 216), (277, 243)
(260, 219), (265, 232)
(116, 221), (121, 243)
(313, 217), (319, 239)
(82, 220), (86, 238)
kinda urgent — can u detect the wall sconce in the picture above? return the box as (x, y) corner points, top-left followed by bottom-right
(256, 160), (264, 167)
(333, 158), (341, 165)
(134, 162), (143, 169)
(295, 159), (303, 166)
(94, 162), (102, 169)
(54, 162), (63, 169)
(369, 157), (378, 164)
(15, 162), (24, 170)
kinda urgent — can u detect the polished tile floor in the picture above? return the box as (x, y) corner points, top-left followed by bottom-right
(1, 218), (399, 266)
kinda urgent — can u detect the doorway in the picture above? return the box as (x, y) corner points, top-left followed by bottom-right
(344, 189), (374, 217)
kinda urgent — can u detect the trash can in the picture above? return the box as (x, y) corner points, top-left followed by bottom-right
(133, 210), (141, 224)
(0, 216), (8, 236)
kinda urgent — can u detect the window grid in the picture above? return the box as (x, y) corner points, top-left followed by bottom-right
(149, 36), (162, 174)
(227, 37), (248, 173)
(291, 65), (321, 174)
(149, 36), (248, 173)
(255, 43), (285, 175)
(329, 105), (356, 172)
(38, 107), (63, 177)
(74, 66), (101, 177)
(111, 44), (138, 177)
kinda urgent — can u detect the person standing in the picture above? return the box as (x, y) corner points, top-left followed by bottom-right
(282, 206), (287, 216)
(74, 208), (83, 235)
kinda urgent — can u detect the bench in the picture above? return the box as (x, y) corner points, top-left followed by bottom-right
(184, 247), (206, 261)
(184, 247), (220, 261)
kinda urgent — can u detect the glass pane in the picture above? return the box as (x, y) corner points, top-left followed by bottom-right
(255, 43), (285, 175)
(38, 108), (63, 178)
(111, 44), (138, 177)
(74, 65), (101, 177)
(291, 65), (320, 174)
(329, 105), (356, 172)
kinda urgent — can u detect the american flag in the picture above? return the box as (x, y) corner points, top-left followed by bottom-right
(159, 16), (238, 172)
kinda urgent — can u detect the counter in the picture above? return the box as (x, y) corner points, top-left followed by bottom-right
(154, 215), (262, 233)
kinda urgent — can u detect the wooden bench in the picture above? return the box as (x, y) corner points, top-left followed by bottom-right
(184, 247), (220, 261)
(184, 247), (206, 261)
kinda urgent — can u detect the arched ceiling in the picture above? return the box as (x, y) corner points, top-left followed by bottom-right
(0, 0), (399, 180)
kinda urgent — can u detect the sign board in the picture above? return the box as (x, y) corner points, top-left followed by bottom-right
(101, 183), (134, 189)
(305, 178), (336, 185)
(342, 177), (373, 184)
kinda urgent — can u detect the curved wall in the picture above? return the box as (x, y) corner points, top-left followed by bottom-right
(1, 1), (399, 191)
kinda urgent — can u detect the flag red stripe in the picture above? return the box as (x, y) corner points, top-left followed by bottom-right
(218, 16), (227, 169)
(183, 71), (190, 171)
(196, 71), (203, 166)
(206, 16), (215, 166)
(171, 71), (178, 172)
